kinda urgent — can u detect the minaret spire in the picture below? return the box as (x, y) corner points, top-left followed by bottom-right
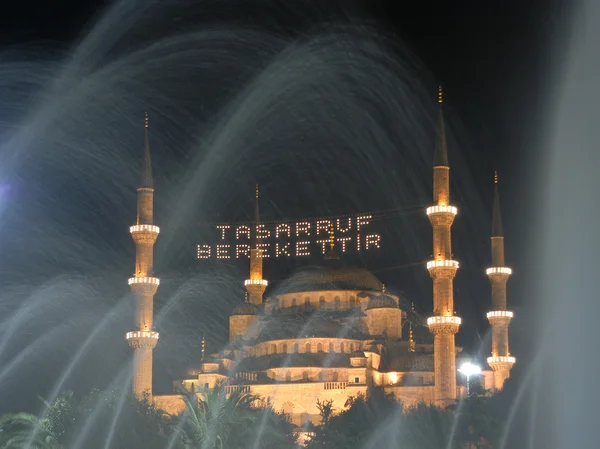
(127, 113), (161, 399)
(426, 86), (461, 406)
(245, 184), (267, 305)
(486, 171), (515, 390)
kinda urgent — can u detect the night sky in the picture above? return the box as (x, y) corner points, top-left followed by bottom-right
(0, 0), (563, 413)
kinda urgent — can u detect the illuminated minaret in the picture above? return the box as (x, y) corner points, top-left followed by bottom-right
(245, 185), (267, 305)
(125, 113), (160, 399)
(486, 172), (515, 390)
(426, 86), (461, 406)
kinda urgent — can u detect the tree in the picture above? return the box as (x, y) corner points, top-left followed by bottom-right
(0, 412), (63, 449)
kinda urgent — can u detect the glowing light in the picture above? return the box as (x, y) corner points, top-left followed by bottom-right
(336, 218), (351, 233)
(458, 362), (481, 377)
(126, 331), (159, 340)
(365, 234), (381, 250)
(256, 243), (270, 258)
(426, 260), (459, 269)
(356, 215), (372, 232)
(486, 310), (514, 319)
(426, 205), (458, 216)
(427, 316), (461, 326)
(216, 225), (230, 240)
(316, 220), (332, 236)
(236, 244), (250, 259)
(256, 224), (270, 239)
(486, 267), (512, 275)
(316, 240), (328, 254)
(130, 224), (160, 234)
(216, 244), (230, 259)
(487, 356), (516, 364)
(387, 372), (399, 384)
(244, 279), (268, 286)
(236, 225), (251, 240)
(128, 277), (160, 286)
(296, 222), (311, 237)
(276, 242), (291, 257)
(357, 234), (361, 251)
(338, 237), (351, 252)
(275, 224), (291, 238)
(296, 240), (310, 256)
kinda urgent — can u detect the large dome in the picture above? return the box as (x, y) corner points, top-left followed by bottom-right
(276, 266), (383, 294)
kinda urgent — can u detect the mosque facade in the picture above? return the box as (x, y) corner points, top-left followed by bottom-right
(125, 90), (515, 426)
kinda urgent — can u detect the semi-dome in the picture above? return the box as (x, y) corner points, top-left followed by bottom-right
(231, 302), (258, 316)
(350, 350), (366, 358)
(276, 266), (383, 294)
(366, 294), (397, 310)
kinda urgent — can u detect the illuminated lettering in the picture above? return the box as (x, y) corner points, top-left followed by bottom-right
(316, 239), (328, 254)
(316, 220), (332, 236)
(365, 234), (381, 250)
(236, 244), (250, 258)
(356, 215), (371, 232)
(197, 244), (211, 259)
(256, 224), (271, 239)
(276, 242), (291, 257)
(338, 237), (351, 252)
(257, 243), (270, 258)
(296, 240), (310, 257)
(236, 225), (251, 240)
(296, 222), (311, 237)
(275, 223), (291, 238)
(216, 244), (230, 259)
(357, 234), (361, 251)
(216, 225), (230, 240)
(336, 217), (352, 233)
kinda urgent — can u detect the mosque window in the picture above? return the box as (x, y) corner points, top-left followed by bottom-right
(317, 343), (323, 352)
(286, 371), (292, 382)
(329, 343), (334, 352)
(334, 297), (341, 309)
(205, 383), (209, 389)
(349, 343), (354, 352)
(271, 344), (277, 354)
(191, 382), (195, 392)
(303, 371), (309, 381)
(292, 298), (297, 307)
(305, 343), (311, 353)
(355, 377), (360, 383)
(350, 297), (356, 308)
(293, 343), (299, 353)
(340, 342), (345, 353)
(319, 296), (325, 307)
(282, 343), (288, 353)
(304, 297), (310, 311)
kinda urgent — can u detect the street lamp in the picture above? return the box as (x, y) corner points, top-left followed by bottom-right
(458, 362), (481, 395)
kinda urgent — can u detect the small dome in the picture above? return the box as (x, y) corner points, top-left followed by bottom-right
(366, 294), (397, 310)
(350, 350), (366, 358)
(231, 302), (258, 316)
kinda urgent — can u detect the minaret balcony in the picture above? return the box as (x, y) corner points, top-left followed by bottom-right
(487, 355), (516, 371)
(486, 310), (514, 319)
(427, 259), (459, 278)
(244, 279), (268, 287)
(128, 277), (160, 295)
(126, 330), (159, 349)
(486, 266), (512, 275)
(128, 277), (160, 286)
(426, 205), (458, 216)
(427, 315), (461, 334)
(130, 224), (160, 234)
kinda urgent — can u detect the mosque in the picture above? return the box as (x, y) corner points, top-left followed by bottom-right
(124, 88), (516, 426)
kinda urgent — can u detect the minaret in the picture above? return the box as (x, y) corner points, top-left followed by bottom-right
(409, 302), (416, 352)
(486, 171), (515, 390)
(125, 113), (160, 400)
(426, 86), (461, 406)
(245, 185), (267, 305)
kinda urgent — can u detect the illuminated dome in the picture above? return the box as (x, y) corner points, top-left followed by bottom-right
(366, 294), (397, 310)
(231, 302), (258, 316)
(276, 266), (382, 294)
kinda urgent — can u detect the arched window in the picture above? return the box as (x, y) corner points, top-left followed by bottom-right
(282, 343), (288, 353)
(340, 342), (345, 353)
(305, 343), (311, 353)
(286, 371), (292, 382)
(304, 297), (310, 311)
(329, 343), (334, 352)
(292, 298), (297, 308)
(349, 297), (356, 308)
(303, 371), (309, 381)
(319, 296), (326, 308)
(293, 343), (299, 353)
(334, 296), (341, 310)
(317, 343), (323, 352)
(349, 343), (354, 352)
(271, 344), (277, 354)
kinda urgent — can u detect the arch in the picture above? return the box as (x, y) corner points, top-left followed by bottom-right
(319, 296), (326, 308)
(305, 342), (311, 353)
(293, 343), (299, 353)
(302, 371), (309, 381)
(304, 297), (310, 311)
(285, 371), (292, 382)
(349, 296), (356, 308)
(329, 343), (334, 352)
(317, 343), (323, 352)
(282, 343), (288, 353)
(292, 298), (297, 307)
(334, 296), (341, 310)
(340, 342), (345, 353)
(271, 344), (277, 354)
(349, 343), (354, 352)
